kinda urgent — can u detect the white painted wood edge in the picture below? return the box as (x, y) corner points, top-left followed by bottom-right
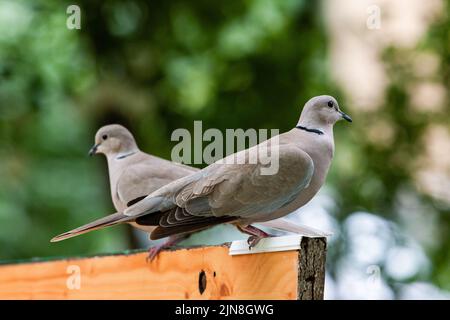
(229, 235), (302, 256)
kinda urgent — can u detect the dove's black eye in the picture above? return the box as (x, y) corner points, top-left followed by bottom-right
(102, 134), (108, 140)
(327, 100), (334, 108)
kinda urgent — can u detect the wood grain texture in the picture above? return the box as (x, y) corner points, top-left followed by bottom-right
(0, 246), (295, 299)
(0, 239), (326, 300)
(297, 237), (327, 300)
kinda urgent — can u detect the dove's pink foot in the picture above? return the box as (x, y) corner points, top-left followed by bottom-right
(237, 225), (273, 249)
(146, 234), (189, 262)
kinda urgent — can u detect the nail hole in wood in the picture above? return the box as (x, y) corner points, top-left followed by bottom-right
(198, 270), (207, 294)
(213, 271), (216, 277)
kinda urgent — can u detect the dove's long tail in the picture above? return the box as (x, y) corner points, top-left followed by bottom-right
(257, 218), (332, 237)
(51, 212), (130, 242)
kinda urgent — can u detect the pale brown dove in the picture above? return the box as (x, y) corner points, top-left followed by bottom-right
(87, 124), (199, 258)
(52, 95), (351, 248)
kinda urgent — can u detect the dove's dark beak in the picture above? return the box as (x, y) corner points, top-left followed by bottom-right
(339, 111), (352, 122)
(88, 143), (100, 156)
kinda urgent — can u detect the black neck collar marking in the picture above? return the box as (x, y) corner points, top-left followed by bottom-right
(116, 151), (137, 160)
(295, 125), (324, 135)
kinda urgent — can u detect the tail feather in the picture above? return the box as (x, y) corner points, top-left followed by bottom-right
(50, 212), (130, 242)
(257, 218), (332, 237)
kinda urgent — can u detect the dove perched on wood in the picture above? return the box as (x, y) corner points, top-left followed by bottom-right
(52, 95), (351, 248)
(86, 124), (199, 258)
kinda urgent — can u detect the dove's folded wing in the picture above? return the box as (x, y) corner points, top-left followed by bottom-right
(117, 164), (180, 206)
(126, 144), (315, 239)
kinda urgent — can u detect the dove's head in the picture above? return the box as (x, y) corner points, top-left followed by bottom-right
(89, 124), (138, 157)
(298, 95), (352, 127)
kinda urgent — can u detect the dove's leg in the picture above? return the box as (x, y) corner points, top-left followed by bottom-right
(147, 233), (190, 261)
(237, 225), (274, 249)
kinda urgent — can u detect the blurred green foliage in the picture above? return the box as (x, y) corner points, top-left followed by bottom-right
(0, 0), (449, 296)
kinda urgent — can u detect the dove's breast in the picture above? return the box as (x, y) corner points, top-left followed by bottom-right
(247, 133), (334, 223)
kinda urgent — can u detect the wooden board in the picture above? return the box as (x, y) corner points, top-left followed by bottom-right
(0, 238), (326, 300)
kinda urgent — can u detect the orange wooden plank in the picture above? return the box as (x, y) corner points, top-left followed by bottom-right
(0, 245), (299, 300)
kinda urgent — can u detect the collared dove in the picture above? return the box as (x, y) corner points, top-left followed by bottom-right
(52, 95), (351, 248)
(86, 124), (199, 257)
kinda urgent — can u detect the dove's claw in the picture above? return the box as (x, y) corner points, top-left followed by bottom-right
(237, 224), (273, 250)
(247, 236), (263, 249)
(146, 244), (165, 262)
(146, 234), (189, 262)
